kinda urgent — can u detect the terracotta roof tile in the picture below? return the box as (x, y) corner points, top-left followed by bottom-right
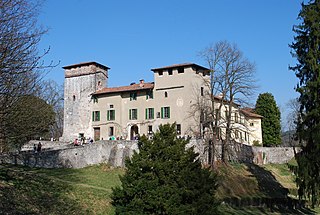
(240, 108), (263, 118)
(93, 82), (154, 95)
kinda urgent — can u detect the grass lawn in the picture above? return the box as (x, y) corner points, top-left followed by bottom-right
(0, 162), (319, 214)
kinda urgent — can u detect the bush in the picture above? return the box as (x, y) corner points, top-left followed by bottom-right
(111, 124), (219, 214)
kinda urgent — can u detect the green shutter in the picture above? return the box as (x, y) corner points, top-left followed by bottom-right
(129, 109), (131, 120)
(168, 107), (170, 118)
(97, 111), (100, 121)
(136, 109), (138, 120)
(151, 108), (154, 119)
(161, 107), (164, 119)
(92, 111), (94, 121)
(107, 110), (110, 121)
(145, 108), (148, 119)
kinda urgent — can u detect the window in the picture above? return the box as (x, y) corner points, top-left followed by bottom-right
(161, 107), (170, 119)
(73, 95), (76, 101)
(110, 104), (114, 108)
(146, 90), (153, 99)
(130, 92), (137, 101)
(145, 108), (154, 119)
(235, 113), (239, 123)
(164, 91), (168, 98)
(158, 70), (163, 76)
(225, 110), (229, 118)
(107, 110), (115, 121)
(92, 111), (100, 121)
(168, 69), (173, 75)
(178, 68), (184, 74)
(93, 96), (98, 103)
(201, 87), (204, 96)
(250, 122), (254, 126)
(215, 109), (221, 120)
(129, 109), (138, 120)
(235, 130), (239, 139)
(109, 126), (114, 136)
(176, 124), (181, 134)
(148, 125), (153, 134)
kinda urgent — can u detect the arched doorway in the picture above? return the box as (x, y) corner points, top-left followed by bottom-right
(130, 125), (139, 140)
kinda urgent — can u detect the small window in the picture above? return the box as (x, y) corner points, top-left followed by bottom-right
(164, 91), (168, 98)
(148, 125), (153, 134)
(176, 124), (181, 134)
(178, 68), (184, 74)
(161, 107), (170, 119)
(158, 70), (163, 76)
(110, 104), (114, 108)
(130, 92), (137, 101)
(201, 87), (204, 96)
(250, 122), (254, 126)
(109, 126), (114, 136)
(107, 110), (115, 121)
(235, 113), (239, 123)
(129, 109), (138, 120)
(168, 69), (173, 75)
(146, 90), (153, 100)
(92, 111), (100, 122)
(93, 96), (98, 103)
(145, 108), (154, 120)
(73, 95), (76, 101)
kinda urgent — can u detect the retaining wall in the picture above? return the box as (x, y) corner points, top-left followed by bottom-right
(0, 140), (298, 168)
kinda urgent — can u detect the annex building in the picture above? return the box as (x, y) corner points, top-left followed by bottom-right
(61, 62), (262, 145)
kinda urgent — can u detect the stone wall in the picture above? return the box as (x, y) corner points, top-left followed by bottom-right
(0, 140), (298, 169)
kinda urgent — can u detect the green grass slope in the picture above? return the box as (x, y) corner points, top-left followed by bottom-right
(0, 163), (319, 214)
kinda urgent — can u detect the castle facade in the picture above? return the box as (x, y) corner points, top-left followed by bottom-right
(62, 62), (262, 145)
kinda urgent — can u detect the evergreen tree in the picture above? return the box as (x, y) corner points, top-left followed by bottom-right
(289, 0), (320, 207)
(111, 124), (219, 215)
(255, 93), (281, 146)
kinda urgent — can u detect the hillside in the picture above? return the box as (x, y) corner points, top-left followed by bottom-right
(0, 163), (319, 214)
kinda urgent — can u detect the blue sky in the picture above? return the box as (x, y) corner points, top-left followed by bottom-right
(38, 0), (302, 122)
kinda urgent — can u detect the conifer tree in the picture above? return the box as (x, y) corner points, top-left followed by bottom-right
(111, 124), (219, 214)
(289, 0), (320, 207)
(255, 93), (281, 146)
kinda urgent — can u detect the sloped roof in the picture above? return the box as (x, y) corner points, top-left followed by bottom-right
(151, 63), (209, 72)
(93, 82), (154, 95)
(240, 108), (263, 118)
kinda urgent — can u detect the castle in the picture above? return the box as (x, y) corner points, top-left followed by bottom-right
(61, 62), (262, 145)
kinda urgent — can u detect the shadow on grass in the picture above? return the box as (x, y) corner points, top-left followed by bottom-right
(0, 164), (86, 215)
(238, 163), (315, 215)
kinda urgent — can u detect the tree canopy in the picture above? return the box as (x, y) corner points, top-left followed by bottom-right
(5, 95), (55, 151)
(289, 0), (320, 207)
(111, 124), (219, 214)
(255, 93), (281, 146)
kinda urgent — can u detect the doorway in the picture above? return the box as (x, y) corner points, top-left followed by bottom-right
(130, 125), (139, 140)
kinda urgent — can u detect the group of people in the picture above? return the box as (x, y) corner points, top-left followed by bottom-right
(33, 142), (42, 153)
(74, 137), (93, 146)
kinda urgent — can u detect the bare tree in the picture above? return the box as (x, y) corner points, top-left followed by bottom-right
(36, 80), (64, 140)
(0, 0), (55, 151)
(196, 41), (257, 165)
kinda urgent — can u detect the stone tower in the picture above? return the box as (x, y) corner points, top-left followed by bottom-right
(62, 62), (109, 142)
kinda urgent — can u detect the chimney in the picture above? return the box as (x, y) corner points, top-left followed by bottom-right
(139, 79), (144, 87)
